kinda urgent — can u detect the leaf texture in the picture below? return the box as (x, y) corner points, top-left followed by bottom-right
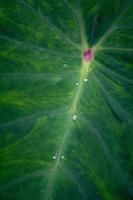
(0, 0), (133, 200)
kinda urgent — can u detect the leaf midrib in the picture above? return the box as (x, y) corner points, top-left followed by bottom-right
(43, 5), (91, 199)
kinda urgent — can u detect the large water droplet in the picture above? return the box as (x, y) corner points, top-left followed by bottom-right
(72, 114), (78, 121)
(83, 78), (88, 82)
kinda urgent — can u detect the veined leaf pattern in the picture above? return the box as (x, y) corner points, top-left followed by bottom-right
(0, 0), (133, 200)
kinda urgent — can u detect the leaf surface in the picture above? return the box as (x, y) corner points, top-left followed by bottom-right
(0, 0), (133, 200)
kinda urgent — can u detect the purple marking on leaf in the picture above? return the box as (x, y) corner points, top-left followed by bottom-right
(83, 49), (93, 61)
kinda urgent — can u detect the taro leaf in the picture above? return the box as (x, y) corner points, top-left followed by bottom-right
(0, 0), (133, 200)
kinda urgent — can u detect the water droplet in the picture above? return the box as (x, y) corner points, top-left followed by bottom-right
(83, 78), (88, 82)
(72, 114), (78, 121)
(61, 155), (65, 159)
(101, 73), (104, 76)
(80, 111), (83, 114)
(63, 64), (68, 68)
(89, 68), (92, 71)
(53, 155), (57, 160)
(76, 82), (79, 86)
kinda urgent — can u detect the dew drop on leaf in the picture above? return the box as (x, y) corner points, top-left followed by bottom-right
(72, 114), (78, 121)
(53, 155), (57, 160)
(61, 155), (65, 159)
(84, 78), (88, 82)
(63, 64), (68, 68)
(76, 82), (79, 86)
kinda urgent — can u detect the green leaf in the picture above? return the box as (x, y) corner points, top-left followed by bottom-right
(0, 0), (133, 200)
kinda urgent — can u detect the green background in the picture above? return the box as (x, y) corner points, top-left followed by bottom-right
(0, 0), (133, 199)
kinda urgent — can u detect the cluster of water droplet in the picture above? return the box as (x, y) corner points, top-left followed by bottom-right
(72, 111), (84, 121)
(75, 67), (93, 86)
(52, 153), (65, 160)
